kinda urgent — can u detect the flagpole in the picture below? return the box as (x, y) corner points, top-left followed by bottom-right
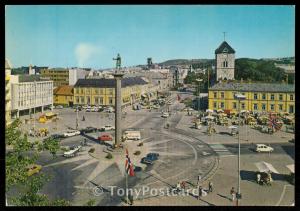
(125, 170), (128, 203)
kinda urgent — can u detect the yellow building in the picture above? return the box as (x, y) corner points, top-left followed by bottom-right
(208, 82), (295, 114)
(5, 59), (12, 125)
(40, 68), (69, 87)
(73, 77), (148, 107)
(53, 85), (74, 106)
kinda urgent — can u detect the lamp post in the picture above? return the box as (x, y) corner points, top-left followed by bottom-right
(234, 93), (246, 206)
(196, 79), (203, 119)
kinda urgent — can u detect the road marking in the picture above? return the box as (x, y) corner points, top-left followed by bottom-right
(202, 151), (210, 156)
(276, 184), (293, 206)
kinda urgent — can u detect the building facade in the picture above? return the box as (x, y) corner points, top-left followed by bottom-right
(10, 75), (53, 117)
(215, 41), (235, 81)
(53, 85), (74, 106)
(40, 68), (69, 87)
(208, 82), (295, 114)
(5, 59), (12, 125)
(68, 68), (89, 85)
(73, 77), (148, 107)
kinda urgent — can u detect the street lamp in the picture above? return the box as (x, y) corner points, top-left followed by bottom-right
(196, 79), (203, 119)
(234, 93), (246, 206)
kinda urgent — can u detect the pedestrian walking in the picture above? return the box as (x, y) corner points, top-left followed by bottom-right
(208, 181), (213, 193)
(198, 186), (202, 200)
(230, 187), (235, 201)
(257, 173), (261, 184)
(128, 193), (134, 205)
(197, 175), (202, 186)
(181, 181), (186, 190)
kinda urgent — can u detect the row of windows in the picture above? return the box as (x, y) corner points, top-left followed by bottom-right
(213, 102), (294, 113)
(212, 92), (294, 101)
(74, 88), (114, 95)
(75, 96), (114, 105)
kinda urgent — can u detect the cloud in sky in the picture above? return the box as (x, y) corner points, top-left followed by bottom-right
(75, 42), (101, 67)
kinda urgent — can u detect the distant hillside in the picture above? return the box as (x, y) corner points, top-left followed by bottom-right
(158, 59), (214, 66)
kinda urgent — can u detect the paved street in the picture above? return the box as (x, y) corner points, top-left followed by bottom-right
(12, 91), (294, 206)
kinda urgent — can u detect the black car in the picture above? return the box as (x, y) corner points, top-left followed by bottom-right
(80, 127), (98, 134)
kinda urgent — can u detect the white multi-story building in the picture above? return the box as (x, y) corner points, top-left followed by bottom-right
(68, 68), (89, 85)
(5, 59), (12, 125)
(10, 75), (53, 118)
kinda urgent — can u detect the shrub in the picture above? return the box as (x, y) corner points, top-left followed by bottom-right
(138, 142), (143, 147)
(89, 148), (95, 153)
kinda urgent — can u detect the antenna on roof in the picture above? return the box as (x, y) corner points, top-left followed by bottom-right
(223, 32), (226, 41)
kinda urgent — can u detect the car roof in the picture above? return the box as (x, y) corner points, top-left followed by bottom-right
(256, 144), (267, 146)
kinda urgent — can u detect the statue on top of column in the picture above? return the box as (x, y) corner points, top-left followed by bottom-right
(113, 53), (121, 69)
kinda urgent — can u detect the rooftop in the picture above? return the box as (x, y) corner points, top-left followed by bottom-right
(215, 41), (235, 54)
(209, 81), (294, 93)
(18, 75), (52, 82)
(74, 77), (148, 88)
(54, 85), (74, 95)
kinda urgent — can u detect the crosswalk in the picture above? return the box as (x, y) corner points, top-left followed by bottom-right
(209, 144), (235, 157)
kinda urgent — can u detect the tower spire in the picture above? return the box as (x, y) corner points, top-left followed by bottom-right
(223, 32), (226, 41)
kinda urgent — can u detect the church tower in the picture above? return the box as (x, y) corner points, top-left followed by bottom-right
(215, 41), (235, 81)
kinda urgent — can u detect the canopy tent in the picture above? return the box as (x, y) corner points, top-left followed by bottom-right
(45, 112), (57, 117)
(286, 164), (294, 173)
(255, 161), (279, 174)
(206, 109), (213, 113)
(240, 110), (249, 113)
(217, 109), (224, 113)
(228, 126), (237, 129)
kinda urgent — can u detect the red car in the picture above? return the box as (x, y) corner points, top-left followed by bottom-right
(98, 134), (113, 141)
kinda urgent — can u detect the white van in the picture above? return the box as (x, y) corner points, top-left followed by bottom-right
(123, 130), (141, 141)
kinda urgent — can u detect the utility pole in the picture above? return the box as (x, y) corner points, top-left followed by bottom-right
(196, 79), (203, 119)
(234, 93), (246, 206)
(76, 108), (79, 130)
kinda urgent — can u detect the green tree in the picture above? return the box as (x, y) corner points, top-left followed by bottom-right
(6, 119), (69, 206)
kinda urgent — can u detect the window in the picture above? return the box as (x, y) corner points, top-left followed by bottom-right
(262, 104), (266, 110)
(253, 104), (258, 110)
(254, 93), (258, 100)
(213, 92), (217, 98)
(232, 102), (237, 109)
(241, 103), (245, 109)
(94, 97), (99, 104)
(213, 102), (217, 109)
(76, 97), (79, 103)
(223, 60), (228, 67)
(289, 105), (294, 113)
(220, 92), (224, 99)
(80, 89), (84, 94)
(95, 89), (99, 94)
(86, 89), (90, 94)
(262, 93), (266, 100)
(80, 96), (84, 104)
(99, 97), (104, 105)
(290, 94), (294, 101)
(86, 96), (90, 105)
(220, 102), (224, 108)
(279, 94), (283, 101)
(270, 94), (274, 100)
(109, 97), (113, 105)
(270, 104), (274, 110)
(278, 104), (283, 111)
(109, 89), (113, 95)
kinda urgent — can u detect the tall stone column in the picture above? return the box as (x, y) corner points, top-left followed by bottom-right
(113, 72), (124, 147)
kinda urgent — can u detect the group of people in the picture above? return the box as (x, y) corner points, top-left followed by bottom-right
(197, 181), (213, 200)
(256, 172), (272, 186)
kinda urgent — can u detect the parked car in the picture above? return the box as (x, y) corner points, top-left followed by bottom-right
(63, 130), (81, 137)
(104, 107), (115, 113)
(98, 134), (113, 142)
(56, 105), (63, 109)
(100, 125), (115, 131)
(86, 108), (91, 112)
(141, 153), (159, 165)
(92, 107), (99, 112)
(122, 130), (141, 140)
(152, 105), (160, 109)
(161, 112), (169, 118)
(27, 164), (42, 176)
(63, 145), (82, 157)
(82, 105), (88, 109)
(80, 127), (98, 134)
(255, 144), (274, 153)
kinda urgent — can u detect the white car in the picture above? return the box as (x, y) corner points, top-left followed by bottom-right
(56, 105), (63, 109)
(256, 144), (274, 153)
(161, 112), (169, 118)
(63, 130), (81, 137)
(100, 125), (115, 131)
